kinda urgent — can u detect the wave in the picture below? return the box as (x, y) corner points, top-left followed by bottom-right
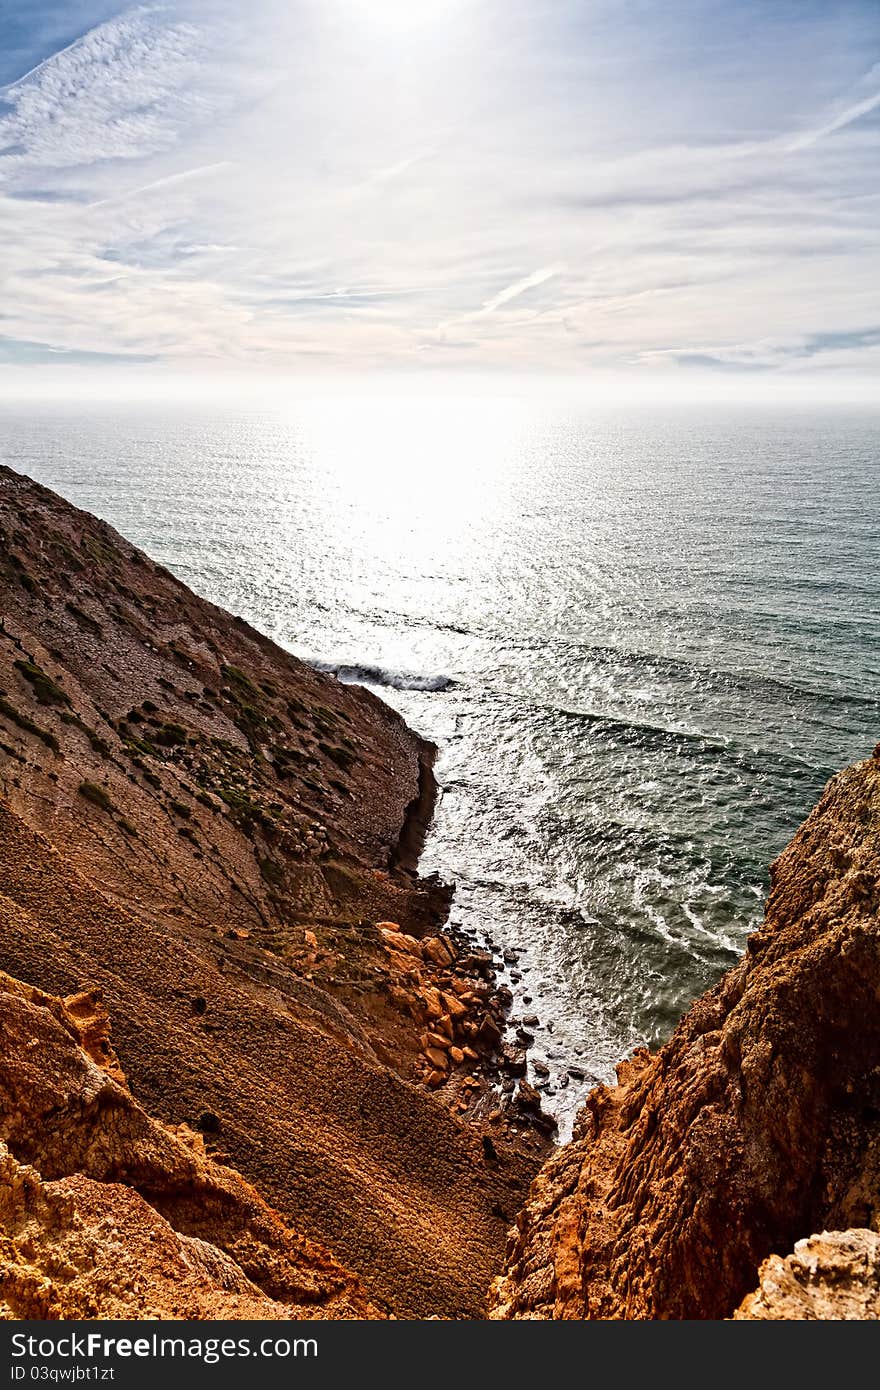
(311, 660), (456, 693)
(508, 691), (839, 779)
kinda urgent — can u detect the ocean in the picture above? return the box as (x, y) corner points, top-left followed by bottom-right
(5, 391), (878, 1133)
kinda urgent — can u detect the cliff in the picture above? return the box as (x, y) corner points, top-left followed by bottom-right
(490, 749), (880, 1320)
(0, 466), (545, 1319)
(0, 970), (379, 1319)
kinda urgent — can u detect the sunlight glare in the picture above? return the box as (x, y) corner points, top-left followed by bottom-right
(347, 0), (462, 31)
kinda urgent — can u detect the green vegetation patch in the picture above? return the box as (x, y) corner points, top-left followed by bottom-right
(78, 781), (114, 812)
(59, 711), (110, 757)
(14, 659), (70, 708)
(0, 695), (60, 753)
(221, 664), (259, 697)
(258, 856), (285, 887)
(65, 602), (102, 636)
(80, 534), (119, 568)
(318, 741), (358, 773)
(152, 722), (188, 747)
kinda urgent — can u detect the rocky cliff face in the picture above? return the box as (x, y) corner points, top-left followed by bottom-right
(490, 750), (880, 1320)
(0, 970), (380, 1319)
(0, 466), (544, 1319)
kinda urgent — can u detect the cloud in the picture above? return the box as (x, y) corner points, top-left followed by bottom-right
(0, 333), (155, 364)
(0, 0), (877, 379)
(642, 326), (880, 372)
(481, 266), (562, 313)
(87, 160), (233, 209)
(785, 84), (880, 152)
(0, 7), (215, 184)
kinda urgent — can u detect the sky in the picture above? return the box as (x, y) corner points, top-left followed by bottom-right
(0, 0), (878, 394)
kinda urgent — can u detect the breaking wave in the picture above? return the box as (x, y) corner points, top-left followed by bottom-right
(311, 660), (456, 693)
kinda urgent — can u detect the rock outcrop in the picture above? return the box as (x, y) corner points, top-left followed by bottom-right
(0, 970), (379, 1319)
(490, 751), (880, 1320)
(0, 466), (543, 1319)
(735, 1230), (880, 1320)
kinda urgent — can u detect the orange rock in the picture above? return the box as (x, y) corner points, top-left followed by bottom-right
(449, 1047), (465, 1065)
(422, 937), (456, 967)
(376, 921), (401, 932)
(419, 985), (444, 1019)
(441, 991), (468, 1019)
(424, 1047), (449, 1071)
(303, 930), (318, 948)
(394, 934), (423, 957)
(462, 1047), (479, 1062)
(425, 1070), (446, 1088)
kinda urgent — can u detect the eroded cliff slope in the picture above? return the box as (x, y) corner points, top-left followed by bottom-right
(491, 749), (880, 1320)
(0, 466), (542, 1319)
(0, 971), (380, 1319)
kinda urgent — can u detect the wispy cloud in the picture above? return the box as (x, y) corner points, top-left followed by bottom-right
(88, 160), (233, 209)
(0, 0), (877, 379)
(785, 85), (880, 152)
(481, 266), (562, 314)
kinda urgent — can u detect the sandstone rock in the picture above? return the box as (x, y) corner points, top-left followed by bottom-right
(736, 1230), (880, 1320)
(424, 1047), (449, 1071)
(441, 991), (468, 1019)
(449, 1047), (465, 1065)
(0, 971), (380, 1319)
(422, 937), (456, 967)
(383, 928), (422, 957)
(419, 985), (444, 1019)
